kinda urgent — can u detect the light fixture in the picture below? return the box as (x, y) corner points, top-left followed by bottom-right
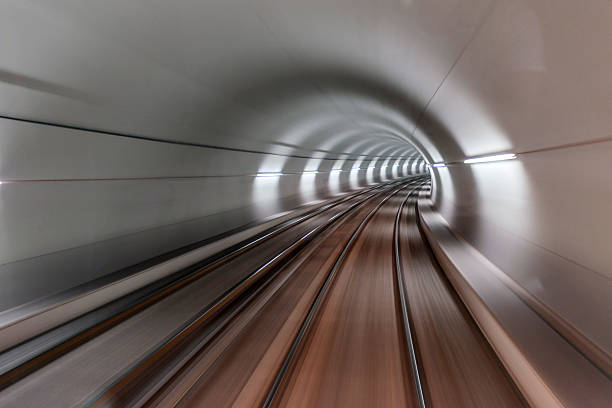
(432, 162), (446, 168)
(256, 172), (283, 178)
(464, 153), (516, 164)
(330, 169), (343, 173)
(302, 170), (319, 175)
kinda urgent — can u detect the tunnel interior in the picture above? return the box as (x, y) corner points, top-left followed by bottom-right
(0, 1), (611, 407)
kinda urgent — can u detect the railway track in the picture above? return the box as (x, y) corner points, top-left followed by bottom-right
(263, 184), (422, 407)
(131, 181), (420, 408)
(0, 178), (422, 407)
(0, 177), (528, 407)
(0, 178), (407, 389)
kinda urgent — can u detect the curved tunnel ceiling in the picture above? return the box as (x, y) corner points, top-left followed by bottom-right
(4, 1), (611, 164)
(1, 0), (479, 164)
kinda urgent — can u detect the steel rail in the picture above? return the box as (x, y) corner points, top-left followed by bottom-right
(262, 181), (422, 408)
(0, 179), (412, 390)
(132, 181), (424, 408)
(394, 185), (427, 408)
(89, 179), (423, 407)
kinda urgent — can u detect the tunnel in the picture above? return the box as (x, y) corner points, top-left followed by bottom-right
(0, 1), (610, 407)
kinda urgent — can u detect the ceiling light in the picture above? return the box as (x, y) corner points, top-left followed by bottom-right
(464, 153), (516, 164)
(256, 172), (283, 178)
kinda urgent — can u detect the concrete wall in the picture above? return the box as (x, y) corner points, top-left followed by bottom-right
(0, 117), (424, 267)
(0, 113), (424, 309)
(424, 0), (612, 374)
(2, 0), (611, 368)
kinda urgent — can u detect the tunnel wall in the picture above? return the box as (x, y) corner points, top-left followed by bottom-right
(419, 0), (612, 369)
(1, 1), (432, 311)
(0, 117), (424, 267)
(431, 155), (612, 370)
(0, 114), (425, 309)
(2, 0), (610, 380)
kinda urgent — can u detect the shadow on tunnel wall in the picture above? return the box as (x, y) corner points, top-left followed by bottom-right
(0, 66), (473, 314)
(196, 65), (479, 222)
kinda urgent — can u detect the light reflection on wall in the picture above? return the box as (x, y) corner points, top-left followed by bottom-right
(349, 159), (364, 189)
(392, 158), (402, 178)
(433, 157), (535, 244)
(366, 159), (378, 184)
(299, 158), (322, 204)
(470, 159), (535, 238)
(431, 164), (452, 211)
(253, 155), (287, 218)
(402, 158), (410, 175)
(410, 159), (418, 174)
(380, 158), (391, 182)
(328, 157), (346, 195)
(253, 143), (423, 221)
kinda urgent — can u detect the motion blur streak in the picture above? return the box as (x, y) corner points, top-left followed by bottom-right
(0, 1), (611, 407)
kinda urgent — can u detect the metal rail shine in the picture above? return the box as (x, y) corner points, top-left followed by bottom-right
(90, 179), (423, 407)
(262, 181), (422, 407)
(394, 186), (427, 408)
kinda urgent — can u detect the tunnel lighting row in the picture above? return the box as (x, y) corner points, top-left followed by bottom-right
(255, 166), (401, 178)
(430, 153), (517, 168)
(255, 172), (285, 178)
(464, 153), (516, 164)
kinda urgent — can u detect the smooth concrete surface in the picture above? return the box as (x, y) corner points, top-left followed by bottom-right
(1, 0), (612, 398)
(419, 200), (612, 408)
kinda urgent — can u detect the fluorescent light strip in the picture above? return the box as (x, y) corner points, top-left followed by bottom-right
(464, 153), (516, 164)
(330, 169), (343, 173)
(432, 162), (446, 168)
(256, 172), (283, 178)
(302, 170), (319, 175)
